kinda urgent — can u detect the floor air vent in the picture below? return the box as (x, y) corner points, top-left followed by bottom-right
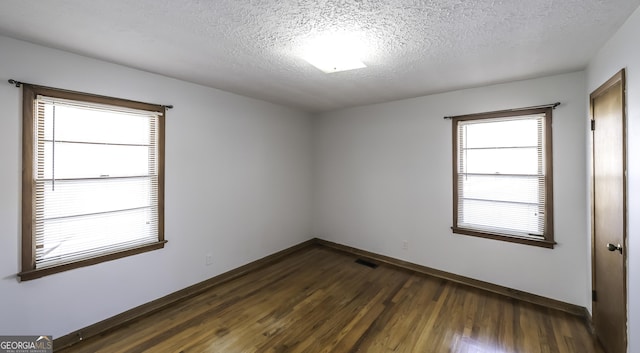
(355, 258), (378, 269)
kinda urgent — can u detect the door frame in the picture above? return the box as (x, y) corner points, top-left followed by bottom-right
(589, 68), (628, 352)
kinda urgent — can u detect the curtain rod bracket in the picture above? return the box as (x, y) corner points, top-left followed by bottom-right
(164, 105), (174, 109)
(8, 79), (22, 87)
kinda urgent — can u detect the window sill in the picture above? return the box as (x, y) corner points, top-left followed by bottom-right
(451, 227), (555, 249)
(18, 240), (167, 281)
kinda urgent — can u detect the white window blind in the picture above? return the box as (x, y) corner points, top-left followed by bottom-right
(455, 114), (546, 238)
(33, 95), (161, 269)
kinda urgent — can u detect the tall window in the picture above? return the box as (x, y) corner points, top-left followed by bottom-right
(451, 107), (554, 248)
(20, 85), (166, 281)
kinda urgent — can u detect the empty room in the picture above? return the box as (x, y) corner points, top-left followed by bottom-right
(0, 1), (639, 352)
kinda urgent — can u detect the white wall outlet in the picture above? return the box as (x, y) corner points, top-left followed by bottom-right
(205, 253), (213, 266)
(402, 240), (408, 250)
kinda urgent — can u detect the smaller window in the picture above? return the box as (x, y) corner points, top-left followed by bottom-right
(451, 107), (554, 248)
(20, 85), (167, 281)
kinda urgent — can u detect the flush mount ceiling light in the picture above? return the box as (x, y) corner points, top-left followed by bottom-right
(302, 33), (368, 74)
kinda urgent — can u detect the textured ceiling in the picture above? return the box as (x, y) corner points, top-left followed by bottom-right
(0, 0), (639, 112)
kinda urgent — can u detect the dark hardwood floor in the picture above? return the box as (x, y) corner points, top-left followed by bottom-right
(57, 246), (602, 353)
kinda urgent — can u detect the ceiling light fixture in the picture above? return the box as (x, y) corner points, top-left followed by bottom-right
(302, 33), (368, 73)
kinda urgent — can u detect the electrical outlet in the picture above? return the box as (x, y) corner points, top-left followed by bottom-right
(205, 253), (213, 266)
(402, 240), (408, 250)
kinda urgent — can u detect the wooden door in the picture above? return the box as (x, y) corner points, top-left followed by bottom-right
(591, 69), (627, 353)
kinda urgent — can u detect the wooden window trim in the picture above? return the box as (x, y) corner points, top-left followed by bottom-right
(19, 84), (166, 281)
(451, 107), (555, 249)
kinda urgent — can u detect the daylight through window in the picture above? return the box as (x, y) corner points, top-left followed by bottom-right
(451, 107), (554, 248)
(20, 85), (166, 280)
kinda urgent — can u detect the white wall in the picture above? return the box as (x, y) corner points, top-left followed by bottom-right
(313, 72), (589, 306)
(0, 36), (312, 338)
(587, 5), (640, 352)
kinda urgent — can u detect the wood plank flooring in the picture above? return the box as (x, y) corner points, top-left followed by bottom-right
(57, 246), (603, 353)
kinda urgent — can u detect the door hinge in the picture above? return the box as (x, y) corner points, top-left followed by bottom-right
(591, 119), (596, 131)
(592, 290), (597, 302)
